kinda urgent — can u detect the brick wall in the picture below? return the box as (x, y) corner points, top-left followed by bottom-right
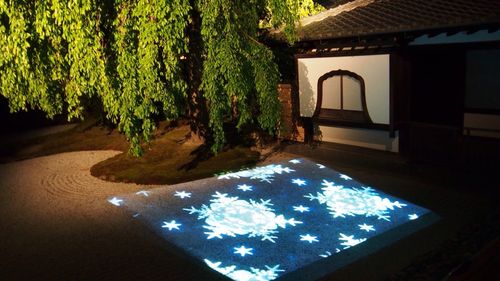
(278, 84), (305, 142)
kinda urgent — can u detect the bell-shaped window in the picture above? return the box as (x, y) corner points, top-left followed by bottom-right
(315, 70), (372, 125)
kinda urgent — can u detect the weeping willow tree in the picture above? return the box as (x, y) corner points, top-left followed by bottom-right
(0, 0), (322, 155)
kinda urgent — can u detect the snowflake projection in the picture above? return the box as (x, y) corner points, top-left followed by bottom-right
(300, 234), (319, 243)
(319, 251), (332, 258)
(320, 247), (343, 258)
(108, 197), (123, 206)
(320, 248), (341, 258)
(162, 220), (181, 231)
(358, 223), (375, 232)
(305, 180), (407, 221)
(205, 259), (284, 281)
(339, 174), (352, 181)
(339, 233), (367, 249)
(291, 178), (307, 186)
(218, 164), (295, 183)
(234, 246), (253, 257)
(113, 158), (434, 281)
(135, 190), (150, 197)
(408, 213), (419, 220)
(293, 205), (310, 213)
(237, 184), (253, 192)
(184, 192), (302, 242)
(174, 191), (191, 199)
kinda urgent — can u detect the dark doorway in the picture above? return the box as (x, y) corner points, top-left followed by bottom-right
(400, 46), (466, 163)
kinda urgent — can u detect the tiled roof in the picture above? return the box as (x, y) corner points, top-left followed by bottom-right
(298, 0), (500, 42)
(316, 0), (357, 9)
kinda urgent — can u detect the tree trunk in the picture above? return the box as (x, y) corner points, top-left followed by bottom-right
(185, 2), (211, 146)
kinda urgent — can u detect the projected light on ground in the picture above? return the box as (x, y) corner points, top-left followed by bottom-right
(109, 158), (436, 281)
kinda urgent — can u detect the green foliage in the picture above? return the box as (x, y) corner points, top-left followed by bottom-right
(260, 0), (324, 38)
(0, 0), (299, 155)
(297, 0), (325, 19)
(110, 0), (190, 155)
(0, 1), (35, 113)
(199, 0), (292, 152)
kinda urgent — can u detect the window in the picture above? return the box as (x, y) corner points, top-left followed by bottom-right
(314, 69), (373, 126)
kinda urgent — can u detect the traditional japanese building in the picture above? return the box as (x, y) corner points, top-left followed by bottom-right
(280, 0), (500, 164)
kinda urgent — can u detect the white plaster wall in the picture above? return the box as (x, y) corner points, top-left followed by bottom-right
(297, 54), (390, 124)
(463, 113), (500, 139)
(298, 54), (396, 152)
(318, 126), (399, 152)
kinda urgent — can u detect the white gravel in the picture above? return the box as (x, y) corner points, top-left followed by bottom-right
(0, 151), (183, 280)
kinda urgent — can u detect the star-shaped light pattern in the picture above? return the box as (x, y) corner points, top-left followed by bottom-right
(108, 197), (123, 206)
(135, 190), (150, 197)
(339, 233), (367, 249)
(339, 174), (352, 180)
(174, 191), (191, 199)
(293, 205), (310, 213)
(300, 234), (319, 243)
(217, 164), (295, 183)
(162, 220), (181, 231)
(358, 223), (375, 232)
(234, 246), (253, 257)
(205, 259), (284, 281)
(281, 167), (295, 173)
(291, 178), (307, 186)
(237, 184), (253, 192)
(409, 213), (419, 220)
(113, 158), (433, 281)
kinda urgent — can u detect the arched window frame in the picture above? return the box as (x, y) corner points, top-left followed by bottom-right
(314, 69), (373, 126)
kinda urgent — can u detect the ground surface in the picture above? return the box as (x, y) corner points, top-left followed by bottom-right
(90, 125), (259, 185)
(0, 150), (221, 280)
(0, 119), (129, 163)
(0, 126), (499, 280)
(0, 121), (260, 185)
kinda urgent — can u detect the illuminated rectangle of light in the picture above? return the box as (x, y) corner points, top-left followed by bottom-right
(109, 158), (436, 281)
